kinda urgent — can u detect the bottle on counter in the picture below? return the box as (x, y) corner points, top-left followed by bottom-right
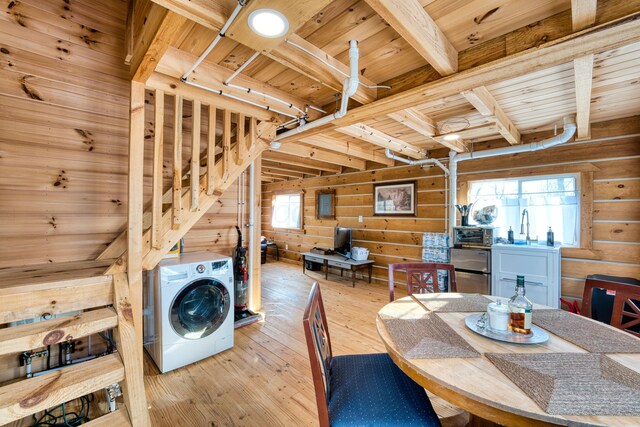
(546, 227), (554, 247)
(508, 275), (533, 334)
(507, 226), (514, 244)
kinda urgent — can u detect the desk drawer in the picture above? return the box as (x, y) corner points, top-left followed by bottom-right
(328, 260), (352, 269)
(305, 255), (324, 264)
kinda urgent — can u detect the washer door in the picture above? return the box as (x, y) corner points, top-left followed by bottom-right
(169, 278), (230, 340)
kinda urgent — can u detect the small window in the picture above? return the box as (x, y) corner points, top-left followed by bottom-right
(468, 174), (580, 246)
(272, 193), (303, 229)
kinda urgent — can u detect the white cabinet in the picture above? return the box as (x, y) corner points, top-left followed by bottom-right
(491, 244), (561, 308)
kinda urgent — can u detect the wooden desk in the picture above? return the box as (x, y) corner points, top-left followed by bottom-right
(377, 294), (640, 426)
(301, 252), (374, 287)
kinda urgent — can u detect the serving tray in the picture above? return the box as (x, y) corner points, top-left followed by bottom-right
(464, 313), (549, 345)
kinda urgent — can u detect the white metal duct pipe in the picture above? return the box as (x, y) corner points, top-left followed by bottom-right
(447, 115), (577, 236)
(247, 161), (257, 309)
(384, 148), (449, 175)
(274, 40), (360, 141)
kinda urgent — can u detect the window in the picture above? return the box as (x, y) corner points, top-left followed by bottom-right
(468, 174), (580, 246)
(272, 193), (303, 229)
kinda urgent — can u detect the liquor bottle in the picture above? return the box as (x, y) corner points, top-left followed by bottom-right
(507, 226), (514, 244)
(508, 275), (533, 334)
(546, 227), (554, 247)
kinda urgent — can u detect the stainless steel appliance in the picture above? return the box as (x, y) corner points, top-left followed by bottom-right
(451, 247), (491, 294)
(453, 226), (498, 248)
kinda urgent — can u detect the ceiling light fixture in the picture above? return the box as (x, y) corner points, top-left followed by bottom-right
(248, 9), (289, 38)
(443, 134), (461, 141)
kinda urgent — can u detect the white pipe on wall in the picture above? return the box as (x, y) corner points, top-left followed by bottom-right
(447, 115), (577, 237)
(384, 148), (449, 174)
(247, 161), (257, 309)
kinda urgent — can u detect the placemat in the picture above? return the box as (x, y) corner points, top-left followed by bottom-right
(532, 309), (640, 353)
(379, 312), (480, 359)
(414, 294), (493, 312)
(486, 353), (640, 415)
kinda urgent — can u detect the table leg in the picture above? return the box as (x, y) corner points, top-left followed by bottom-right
(302, 255), (306, 275)
(340, 268), (343, 277)
(352, 267), (356, 287)
(275, 245), (279, 261)
(324, 261), (328, 280)
(368, 264), (372, 283)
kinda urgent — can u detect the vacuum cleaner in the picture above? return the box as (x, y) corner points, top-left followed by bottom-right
(233, 225), (262, 328)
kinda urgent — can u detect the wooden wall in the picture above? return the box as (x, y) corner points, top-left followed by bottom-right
(262, 117), (640, 306)
(0, 0), (242, 268)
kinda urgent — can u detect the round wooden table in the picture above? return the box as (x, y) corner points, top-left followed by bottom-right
(376, 294), (640, 426)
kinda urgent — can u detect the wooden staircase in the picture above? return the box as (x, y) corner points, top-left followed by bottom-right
(0, 89), (276, 425)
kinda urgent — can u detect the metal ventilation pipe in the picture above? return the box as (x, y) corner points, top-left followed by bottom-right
(447, 115), (577, 236)
(385, 148), (449, 174)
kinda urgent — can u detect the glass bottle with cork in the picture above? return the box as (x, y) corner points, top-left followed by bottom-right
(508, 275), (533, 334)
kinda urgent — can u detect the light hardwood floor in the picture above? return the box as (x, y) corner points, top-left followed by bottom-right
(143, 261), (463, 426)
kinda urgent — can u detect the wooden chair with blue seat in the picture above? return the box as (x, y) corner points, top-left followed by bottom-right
(388, 262), (457, 302)
(302, 282), (442, 427)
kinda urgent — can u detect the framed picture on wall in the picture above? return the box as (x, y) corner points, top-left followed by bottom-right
(316, 190), (335, 219)
(373, 181), (416, 216)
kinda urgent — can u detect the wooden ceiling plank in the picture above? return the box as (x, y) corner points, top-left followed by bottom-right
(336, 123), (425, 159)
(461, 86), (521, 145)
(574, 54), (595, 140)
(299, 134), (394, 166)
(261, 152), (341, 173)
(365, 0), (458, 75)
(261, 160), (322, 176)
(261, 167), (305, 179)
(274, 143), (367, 170)
(266, 34), (377, 104)
(278, 13), (640, 143)
(572, 0), (599, 31)
(151, 0), (228, 30)
(225, 0), (335, 54)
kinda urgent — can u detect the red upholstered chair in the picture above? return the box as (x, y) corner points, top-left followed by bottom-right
(388, 262), (457, 302)
(302, 282), (441, 427)
(582, 277), (640, 337)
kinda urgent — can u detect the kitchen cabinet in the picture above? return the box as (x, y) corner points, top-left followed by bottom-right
(491, 244), (561, 308)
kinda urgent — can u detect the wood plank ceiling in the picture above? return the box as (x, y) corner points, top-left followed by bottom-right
(146, 0), (640, 181)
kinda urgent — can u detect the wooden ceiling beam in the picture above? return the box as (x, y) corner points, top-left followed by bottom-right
(226, 0), (334, 54)
(262, 160), (322, 176)
(151, 0), (228, 29)
(461, 86), (521, 145)
(387, 108), (465, 152)
(336, 123), (425, 160)
(278, 13), (640, 143)
(261, 168), (305, 179)
(572, 0), (598, 140)
(365, 0), (458, 75)
(274, 143), (367, 170)
(299, 134), (394, 166)
(261, 152), (341, 173)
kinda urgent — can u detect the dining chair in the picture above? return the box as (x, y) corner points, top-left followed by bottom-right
(302, 282), (442, 427)
(388, 262), (457, 302)
(581, 276), (640, 337)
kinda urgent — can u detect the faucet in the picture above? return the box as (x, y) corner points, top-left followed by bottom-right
(520, 209), (531, 244)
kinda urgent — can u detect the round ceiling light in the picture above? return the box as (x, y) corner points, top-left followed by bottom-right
(248, 9), (289, 38)
(443, 134), (461, 141)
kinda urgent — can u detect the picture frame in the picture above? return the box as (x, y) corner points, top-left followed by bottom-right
(373, 181), (416, 216)
(316, 189), (335, 219)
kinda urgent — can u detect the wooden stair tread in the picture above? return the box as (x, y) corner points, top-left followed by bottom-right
(0, 259), (115, 292)
(84, 408), (132, 427)
(0, 353), (125, 424)
(0, 307), (118, 356)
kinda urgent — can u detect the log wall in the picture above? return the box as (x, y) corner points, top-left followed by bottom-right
(262, 117), (640, 306)
(0, 0), (241, 268)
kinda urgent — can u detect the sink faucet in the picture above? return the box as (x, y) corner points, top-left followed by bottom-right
(520, 209), (531, 244)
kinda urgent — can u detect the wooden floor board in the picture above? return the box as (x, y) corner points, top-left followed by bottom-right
(143, 261), (416, 426)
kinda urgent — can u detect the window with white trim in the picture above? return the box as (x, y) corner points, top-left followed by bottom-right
(468, 174), (580, 246)
(271, 193), (303, 229)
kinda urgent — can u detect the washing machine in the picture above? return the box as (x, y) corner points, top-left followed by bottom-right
(143, 251), (234, 373)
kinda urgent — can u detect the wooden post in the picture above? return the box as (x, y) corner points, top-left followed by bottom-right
(173, 95), (183, 229)
(151, 89), (164, 249)
(236, 113), (245, 165)
(191, 100), (201, 211)
(127, 81), (145, 369)
(207, 104), (217, 195)
(223, 109), (231, 179)
(112, 273), (150, 427)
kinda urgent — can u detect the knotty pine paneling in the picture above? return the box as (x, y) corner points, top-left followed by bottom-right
(262, 118), (640, 306)
(0, 0), (243, 268)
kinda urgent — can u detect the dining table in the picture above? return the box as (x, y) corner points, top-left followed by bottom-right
(376, 293), (640, 426)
